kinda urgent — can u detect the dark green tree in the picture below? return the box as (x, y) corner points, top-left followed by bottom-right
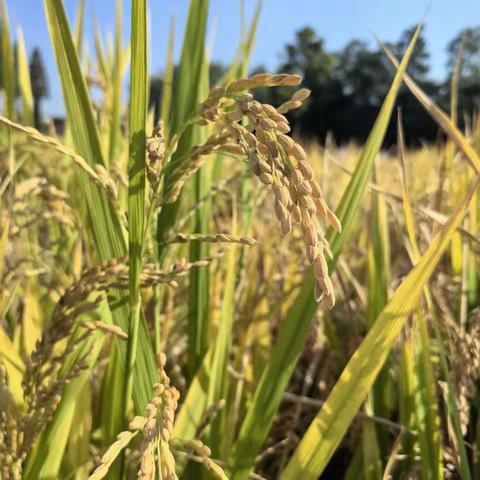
(447, 26), (480, 79)
(276, 27), (341, 137)
(336, 40), (390, 105)
(149, 76), (163, 121)
(391, 26), (438, 143)
(446, 27), (480, 118)
(208, 62), (226, 86)
(279, 27), (336, 82)
(275, 25), (438, 144)
(393, 25), (430, 81)
(149, 62), (227, 124)
(29, 48), (48, 128)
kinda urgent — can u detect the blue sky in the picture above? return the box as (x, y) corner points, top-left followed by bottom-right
(9, 0), (480, 116)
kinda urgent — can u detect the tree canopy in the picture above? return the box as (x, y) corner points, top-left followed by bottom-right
(29, 48), (49, 128)
(148, 24), (479, 145)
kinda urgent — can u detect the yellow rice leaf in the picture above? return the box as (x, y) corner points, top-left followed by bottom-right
(382, 43), (480, 175)
(21, 284), (43, 356)
(16, 28), (34, 125)
(0, 328), (24, 404)
(280, 174), (480, 480)
(397, 110), (420, 260)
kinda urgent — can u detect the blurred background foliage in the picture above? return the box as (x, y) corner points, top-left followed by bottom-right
(148, 24), (480, 146)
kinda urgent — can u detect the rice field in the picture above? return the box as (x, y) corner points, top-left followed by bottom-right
(0, 1), (479, 479)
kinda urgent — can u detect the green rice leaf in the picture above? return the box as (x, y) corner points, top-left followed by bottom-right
(42, 0), (157, 416)
(0, 0), (15, 119)
(124, 0), (148, 418)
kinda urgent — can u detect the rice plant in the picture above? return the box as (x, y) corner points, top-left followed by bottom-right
(0, 1), (479, 479)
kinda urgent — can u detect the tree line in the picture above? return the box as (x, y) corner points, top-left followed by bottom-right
(0, 46), (49, 128)
(11, 24), (480, 146)
(151, 25), (480, 146)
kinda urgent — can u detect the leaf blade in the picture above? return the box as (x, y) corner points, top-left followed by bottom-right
(280, 174), (480, 480)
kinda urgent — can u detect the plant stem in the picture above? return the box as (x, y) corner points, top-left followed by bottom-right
(124, 0), (147, 450)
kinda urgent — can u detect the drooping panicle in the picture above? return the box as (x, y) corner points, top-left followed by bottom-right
(194, 73), (340, 306)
